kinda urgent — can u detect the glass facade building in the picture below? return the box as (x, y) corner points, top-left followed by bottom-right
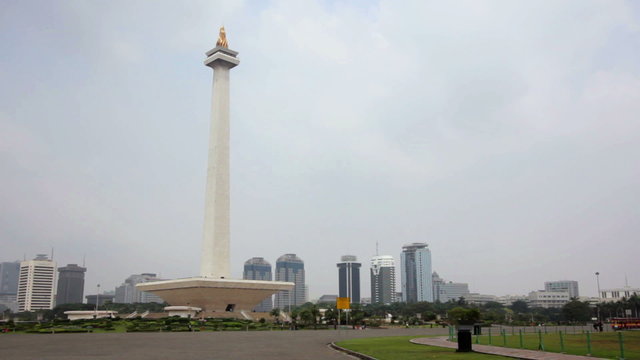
(337, 255), (361, 304)
(56, 264), (86, 305)
(243, 257), (273, 312)
(274, 254), (306, 310)
(400, 243), (433, 303)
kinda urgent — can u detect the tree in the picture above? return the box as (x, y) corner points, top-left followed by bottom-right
(562, 300), (592, 323)
(510, 300), (529, 314)
(323, 307), (337, 326)
(270, 308), (280, 323)
(448, 307), (480, 325)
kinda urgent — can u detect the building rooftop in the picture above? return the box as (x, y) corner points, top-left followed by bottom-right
(277, 254), (303, 263)
(244, 257), (271, 266)
(402, 243), (428, 251)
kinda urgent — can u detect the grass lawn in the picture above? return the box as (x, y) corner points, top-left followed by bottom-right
(474, 330), (639, 359)
(336, 336), (511, 359)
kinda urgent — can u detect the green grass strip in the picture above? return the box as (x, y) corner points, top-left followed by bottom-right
(336, 336), (511, 360)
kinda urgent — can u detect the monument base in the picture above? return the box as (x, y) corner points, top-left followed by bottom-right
(136, 277), (293, 313)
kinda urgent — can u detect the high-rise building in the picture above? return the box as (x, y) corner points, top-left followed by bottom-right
(115, 273), (164, 304)
(370, 255), (396, 305)
(17, 254), (56, 311)
(274, 254), (306, 310)
(243, 257), (273, 312)
(432, 272), (470, 303)
(0, 261), (20, 295)
(544, 280), (579, 298)
(85, 294), (115, 306)
(400, 243), (433, 303)
(56, 264), (86, 305)
(0, 261), (20, 312)
(337, 255), (361, 304)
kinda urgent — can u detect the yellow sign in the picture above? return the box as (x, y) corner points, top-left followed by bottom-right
(336, 297), (350, 310)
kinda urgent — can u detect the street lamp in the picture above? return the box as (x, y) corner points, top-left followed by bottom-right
(95, 284), (101, 317)
(595, 272), (601, 322)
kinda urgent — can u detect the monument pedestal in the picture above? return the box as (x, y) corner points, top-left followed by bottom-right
(136, 277), (293, 313)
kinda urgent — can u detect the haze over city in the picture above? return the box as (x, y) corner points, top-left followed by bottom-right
(1, 0), (639, 300)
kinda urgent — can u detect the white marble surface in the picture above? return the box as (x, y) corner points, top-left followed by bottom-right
(199, 48), (239, 279)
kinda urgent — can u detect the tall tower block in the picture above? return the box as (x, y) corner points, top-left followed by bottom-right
(200, 28), (239, 279)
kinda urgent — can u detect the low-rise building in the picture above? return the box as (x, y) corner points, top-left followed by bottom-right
(432, 272), (470, 303)
(465, 293), (498, 305)
(600, 286), (640, 302)
(65, 310), (117, 320)
(496, 295), (527, 306)
(528, 290), (570, 308)
(317, 294), (338, 304)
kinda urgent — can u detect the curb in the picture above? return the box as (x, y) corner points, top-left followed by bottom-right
(328, 342), (378, 360)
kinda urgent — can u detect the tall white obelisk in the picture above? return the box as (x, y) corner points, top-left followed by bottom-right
(200, 27), (239, 279)
(136, 28), (294, 313)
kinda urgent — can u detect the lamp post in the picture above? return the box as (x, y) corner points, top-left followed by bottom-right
(95, 284), (101, 317)
(595, 272), (601, 322)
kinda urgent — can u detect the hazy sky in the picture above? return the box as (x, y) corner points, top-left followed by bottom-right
(1, 0), (639, 300)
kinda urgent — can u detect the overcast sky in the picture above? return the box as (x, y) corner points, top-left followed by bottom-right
(1, 0), (639, 300)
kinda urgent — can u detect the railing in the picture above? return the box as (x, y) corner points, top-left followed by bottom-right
(456, 325), (632, 359)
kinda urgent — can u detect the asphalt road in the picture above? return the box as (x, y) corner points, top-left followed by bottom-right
(0, 327), (448, 360)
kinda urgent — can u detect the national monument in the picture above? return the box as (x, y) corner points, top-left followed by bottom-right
(136, 28), (294, 316)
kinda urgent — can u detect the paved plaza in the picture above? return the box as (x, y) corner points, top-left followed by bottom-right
(0, 328), (446, 360)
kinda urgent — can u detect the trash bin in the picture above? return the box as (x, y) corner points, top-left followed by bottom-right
(457, 329), (472, 352)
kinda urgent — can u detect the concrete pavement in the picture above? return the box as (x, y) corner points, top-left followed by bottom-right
(0, 328), (447, 360)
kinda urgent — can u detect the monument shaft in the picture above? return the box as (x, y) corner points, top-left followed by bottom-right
(200, 47), (239, 278)
(136, 30), (294, 314)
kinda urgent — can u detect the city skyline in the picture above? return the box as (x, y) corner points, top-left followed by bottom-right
(1, 1), (639, 300)
(1, 250), (637, 308)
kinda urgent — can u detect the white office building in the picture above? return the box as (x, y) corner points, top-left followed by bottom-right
(600, 286), (640, 302)
(370, 255), (396, 305)
(432, 272), (470, 303)
(17, 255), (56, 311)
(400, 243), (433, 303)
(528, 290), (570, 308)
(496, 294), (527, 306)
(545, 280), (579, 298)
(466, 293), (499, 305)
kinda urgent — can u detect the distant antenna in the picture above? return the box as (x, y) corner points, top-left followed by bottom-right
(376, 241), (379, 256)
(51, 247), (54, 260)
(83, 254), (86, 267)
(625, 273), (629, 287)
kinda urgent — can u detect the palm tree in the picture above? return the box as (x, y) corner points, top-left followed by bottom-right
(270, 308), (280, 324)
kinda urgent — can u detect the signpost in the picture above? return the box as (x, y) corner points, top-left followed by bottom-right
(336, 297), (350, 327)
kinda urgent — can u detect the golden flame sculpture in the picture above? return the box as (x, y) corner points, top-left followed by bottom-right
(216, 26), (229, 48)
